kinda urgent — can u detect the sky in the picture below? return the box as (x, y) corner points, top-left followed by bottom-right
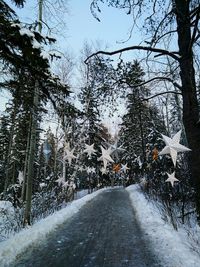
(7, 0), (140, 55)
(1, 0), (143, 134)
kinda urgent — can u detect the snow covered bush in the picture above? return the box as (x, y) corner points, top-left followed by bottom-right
(0, 200), (23, 241)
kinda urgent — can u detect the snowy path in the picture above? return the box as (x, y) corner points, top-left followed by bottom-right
(11, 188), (161, 267)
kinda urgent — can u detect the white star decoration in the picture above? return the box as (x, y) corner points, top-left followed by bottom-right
(121, 163), (130, 173)
(98, 146), (114, 168)
(110, 141), (125, 160)
(159, 130), (191, 166)
(165, 172), (179, 187)
(86, 167), (96, 174)
(18, 171), (24, 185)
(64, 148), (77, 166)
(78, 166), (84, 172)
(100, 167), (108, 175)
(55, 177), (64, 186)
(83, 143), (96, 158)
(62, 181), (69, 188)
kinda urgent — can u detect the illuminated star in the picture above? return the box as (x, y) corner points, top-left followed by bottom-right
(83, 143), (96, 157)
(159, 130), (191, 166)
(165, 172), (179, 187)
(64, 148), (77, 166)
(98, 146), (114, 168)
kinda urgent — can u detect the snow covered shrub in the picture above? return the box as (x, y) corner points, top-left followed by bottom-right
(0, 200), (23, 241)
(31, 188), (66, 223)
(1, 184), (22, 208)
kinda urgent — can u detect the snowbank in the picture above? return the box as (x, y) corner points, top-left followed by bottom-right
(0, 188), (106, 266)
(126, 184), (200, 267)
(74, 189), (89, 200)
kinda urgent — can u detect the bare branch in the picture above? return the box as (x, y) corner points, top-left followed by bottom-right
(189, 8), (200, 50)
(126, 76), (182, 90)
(142, 90), (182, 101)
(84, 45), (180, 64)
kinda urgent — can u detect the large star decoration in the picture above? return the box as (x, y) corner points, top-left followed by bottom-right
(159, 130), (191, 166)
(83, 143), (96, 158)
(121, 163), (130, 173)
(64, 148), (77, 166)
(98, 146), (114, 168)
(165, 172), (179, 187)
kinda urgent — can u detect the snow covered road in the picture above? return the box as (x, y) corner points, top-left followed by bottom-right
(11, 188), (161, 267)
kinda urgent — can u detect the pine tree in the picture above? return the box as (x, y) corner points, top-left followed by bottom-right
(119, 61), (166, 179)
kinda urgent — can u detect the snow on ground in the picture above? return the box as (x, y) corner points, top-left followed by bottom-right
(74, 189), (89, 200)
(126, 184), (200, 267)
(0, 188), (107, 267)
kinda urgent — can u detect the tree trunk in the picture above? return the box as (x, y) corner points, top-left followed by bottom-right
(24, 0), (43, 225)
(24, 87), (38, 225)
(21, 119), (31, 202)
(175, 0), (200, 218)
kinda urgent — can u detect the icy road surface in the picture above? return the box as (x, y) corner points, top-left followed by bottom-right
(12, 188), (162, 267)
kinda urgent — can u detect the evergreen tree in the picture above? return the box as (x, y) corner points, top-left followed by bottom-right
(119, 61), (166, 179)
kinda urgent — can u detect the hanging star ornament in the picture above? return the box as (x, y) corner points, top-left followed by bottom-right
(100, 167), (108, 175)
(110, 141), (125, 160)
(55, 177), (65, 186)
(64, 148), (77, 166)
(86, 166), (96, 174)
(121, 163), (130, 173)
(113, 163), (121, 173)
(159, 130), (191, 166)
(98, 146), (114, 168)
(83, 143), (96, 158)
(78, 166), (85, 172)
(165, 172), (179, 187)
(18, 171), (24, 185)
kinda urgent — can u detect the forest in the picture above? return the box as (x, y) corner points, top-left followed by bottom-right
(1, 0), (200, 261)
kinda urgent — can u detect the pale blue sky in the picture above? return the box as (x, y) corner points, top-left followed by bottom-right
(7, 0), (141, 56)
